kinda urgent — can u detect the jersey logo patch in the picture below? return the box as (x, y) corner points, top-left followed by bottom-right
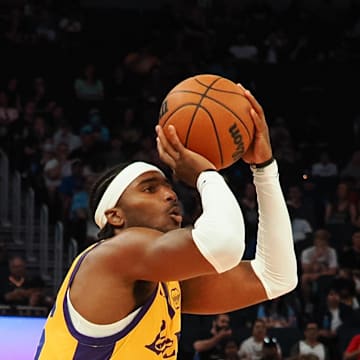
(171, 288), (180, 310)
(145, 320), (176, 358)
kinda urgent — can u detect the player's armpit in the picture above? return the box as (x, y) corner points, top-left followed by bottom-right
(180, 261), (268, 314)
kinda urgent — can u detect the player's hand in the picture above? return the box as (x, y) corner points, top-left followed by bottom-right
(237, 84), (273, 165)
(156, 124), (216, 187)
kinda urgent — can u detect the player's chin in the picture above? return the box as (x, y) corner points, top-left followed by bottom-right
(166, 222), (182, 232)
(154, 222), (181, 233)
(164, 217), (182, 231)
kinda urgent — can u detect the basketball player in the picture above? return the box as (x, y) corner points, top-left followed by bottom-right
(34, 87), (298, 359)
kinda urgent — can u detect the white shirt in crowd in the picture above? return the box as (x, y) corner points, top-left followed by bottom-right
(299, 340), (327, 360)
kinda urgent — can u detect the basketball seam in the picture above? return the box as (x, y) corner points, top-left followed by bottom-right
(186, 77), (224, 167)
(167, 89), (251, 140)
(161, 103), (224, 167)
(194, 76), (222, 88)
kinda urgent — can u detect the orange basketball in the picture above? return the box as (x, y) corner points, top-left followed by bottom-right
(158, 74), (254, 170)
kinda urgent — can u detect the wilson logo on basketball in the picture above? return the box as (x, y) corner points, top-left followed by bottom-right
(159, 100), (168, 119)
(229, 123), (245, 161)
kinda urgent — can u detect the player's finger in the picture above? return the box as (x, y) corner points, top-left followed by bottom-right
(249, 108), (261, 130)
(236, 82), (246, 92)
(166, 125), (186, 153)
(244, 89), (264, 116)
(156, 137), (176, 168)
(250, 108), (267, 133)
(156, 125), (180, 160)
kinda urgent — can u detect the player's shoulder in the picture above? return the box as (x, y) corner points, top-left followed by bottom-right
(113, 227), (164, 246)
(76, 227), (164, 279)
(89, 227), (164, 259)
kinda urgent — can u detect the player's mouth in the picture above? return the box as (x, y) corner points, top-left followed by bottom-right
(168, 205), (183, 225)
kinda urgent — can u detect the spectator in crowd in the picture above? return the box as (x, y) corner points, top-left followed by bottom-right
(316, 288), (359, 360)
(288, 355), (320, 360)
(219, 337), (241, 360)
(260, 337), (282, 360)
(310, 151), (338, 201)
(58, 158), (86, 217)
(289, 207), (313, 257)
(324, 181), (357, 251)
(228, 32), (259, 63)
(123, 44), (161, 77)
(38, 142), (55, 173)
(238, 319), (282, 360)
(0, 242), (9, 281)
(298, 176), (326, 234)
(0, 88), (19, 125)
(20, 113), (53, 181)
(35, 8), (57, 43)
(57, 4), (83, 48)
(0, 255), (49, 307)
(68, 124), (107, 173)
(339, 230), (360, 272)
(54, 141), (73, 177)
(108, 62), (129, 102)
(0, 89), (19, 153)
(32, 76), (54, 109)
(38, 157), (64, 224)
(10, 97), (33, 159)
(73, 62), (105, 121)
(289, 321), (329, 360)
(79, 108), (110, 144)
(263, 27), (289, 64)
(67, 173), (96, 251)
(193, 313), (233, 360)
(331, 268), (360, 311)
(355, 201), (360, 231)
(102, 135), (126, 168)
(256, 293), (299, 329)
(268, 117), (298, 186)
(5, 76), (22, 111)
(343, 333), (360, 360)
(300, 229), (339, 315)
(74, 63), (104, 103)
(286, 184), (317, 229)
(114, 105), (143, 157)
(340, 149), (360, 187)
(269, 117), (292, 155)
(52, 118), (81, 153)
(311, 151), (338, 178)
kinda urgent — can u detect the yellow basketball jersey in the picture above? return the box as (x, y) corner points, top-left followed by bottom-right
(34, 243), (181, 359)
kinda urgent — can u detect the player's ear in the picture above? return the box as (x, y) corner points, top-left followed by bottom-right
(105, 207), (125, 227)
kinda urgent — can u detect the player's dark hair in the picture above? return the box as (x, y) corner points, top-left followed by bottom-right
(89, 162), (131, 240)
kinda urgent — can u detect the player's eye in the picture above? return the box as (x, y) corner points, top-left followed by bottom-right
(143, 185), (156, 193)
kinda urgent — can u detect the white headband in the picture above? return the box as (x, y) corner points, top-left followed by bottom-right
(94, 162), (164, 229)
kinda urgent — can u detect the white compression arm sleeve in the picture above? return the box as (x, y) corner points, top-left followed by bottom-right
(250, 160), (298, 299)
(191, 171), (245, 273)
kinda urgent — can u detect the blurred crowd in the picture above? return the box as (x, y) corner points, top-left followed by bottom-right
(0, 1), (360, 359)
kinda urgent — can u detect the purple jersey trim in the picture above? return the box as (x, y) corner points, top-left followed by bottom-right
(68, 241), (103, 287)
(161, 282), (175, 319)
(73, 342), (115, 360)
(63, 283), (158, 345)
(62, 240), (160, 345)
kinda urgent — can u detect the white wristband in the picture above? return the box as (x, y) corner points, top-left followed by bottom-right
(250, 160), (298, 299)
(191, 171), (245, 273)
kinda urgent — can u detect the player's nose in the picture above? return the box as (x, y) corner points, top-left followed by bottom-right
(163, 186), (178, 202)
